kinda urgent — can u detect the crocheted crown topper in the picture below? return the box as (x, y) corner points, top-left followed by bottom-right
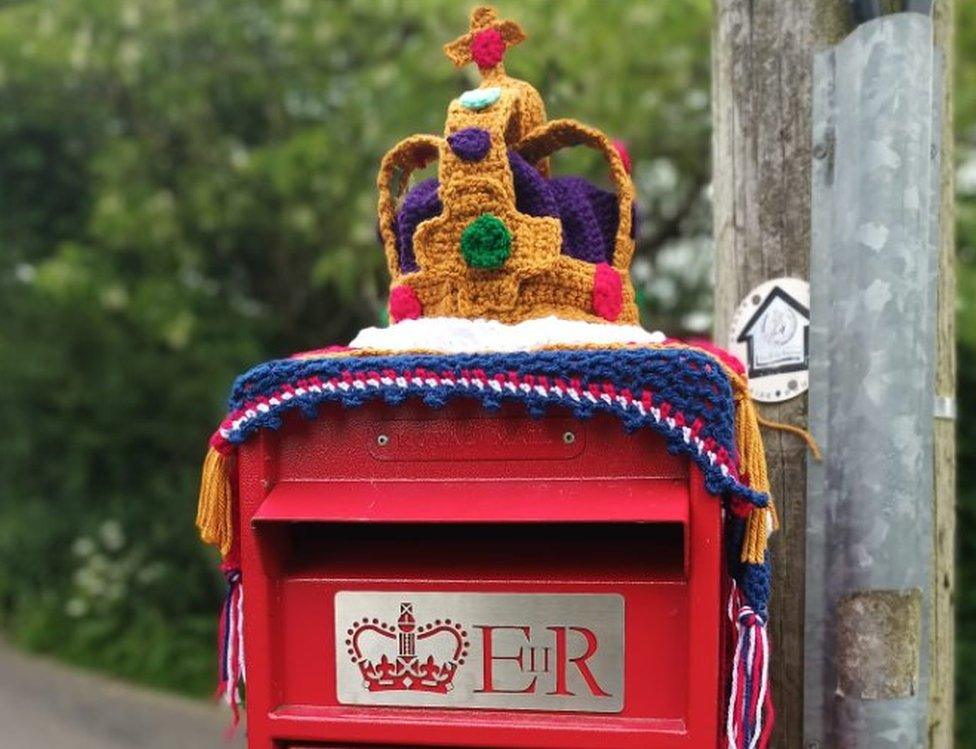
(378, 6), (639, 326)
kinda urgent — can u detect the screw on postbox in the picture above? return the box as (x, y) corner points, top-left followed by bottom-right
(195, 6), (778, 749)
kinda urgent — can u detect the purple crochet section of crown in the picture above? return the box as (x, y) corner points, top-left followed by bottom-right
(393, 151), (639, 272)
(448, 127), (493, 161)
(395, 178), (442, 273)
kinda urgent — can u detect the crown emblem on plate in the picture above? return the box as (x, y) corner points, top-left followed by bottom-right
(378, 6), (639, 326)
(345, 603), (469, 693)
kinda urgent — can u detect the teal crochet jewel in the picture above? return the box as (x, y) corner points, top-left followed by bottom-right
(459, 86), (501, 110)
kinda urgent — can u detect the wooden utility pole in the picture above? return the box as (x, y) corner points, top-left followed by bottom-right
(711, 3), (850, 747)
(714, 2), (955, 747)
(930, 3), (955, 746)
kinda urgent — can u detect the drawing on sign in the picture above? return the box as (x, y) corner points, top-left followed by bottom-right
(335, 592), (624, 713)
(345, 602), (468, 693)
(735, 285), (810, 379)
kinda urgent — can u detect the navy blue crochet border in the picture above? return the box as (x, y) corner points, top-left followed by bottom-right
(221, 348), (765, 506)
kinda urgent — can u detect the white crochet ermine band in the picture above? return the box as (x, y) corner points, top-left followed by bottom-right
(349, 315), (666, 353)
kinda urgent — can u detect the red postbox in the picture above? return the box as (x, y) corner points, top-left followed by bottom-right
(195, 6), (779, 748)
(236, 400), (726, 748)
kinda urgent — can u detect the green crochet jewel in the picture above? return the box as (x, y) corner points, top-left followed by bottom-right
(460, 213), (512, 270)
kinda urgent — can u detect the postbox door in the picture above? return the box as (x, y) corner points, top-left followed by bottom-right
(237, 401), (724, 749)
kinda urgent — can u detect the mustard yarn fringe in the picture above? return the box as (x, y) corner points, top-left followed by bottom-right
(730, 372), (823, 564)
(196, 446), (233, 557)
(730, 378), (777, 565)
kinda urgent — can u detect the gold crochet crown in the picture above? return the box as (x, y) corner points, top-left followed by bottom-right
(379, 6), (639, 326)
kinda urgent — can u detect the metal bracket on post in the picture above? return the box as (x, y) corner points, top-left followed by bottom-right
(804, 13), (941, 749)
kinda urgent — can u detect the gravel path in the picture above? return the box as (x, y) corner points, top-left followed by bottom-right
(0, 639), (245, 749)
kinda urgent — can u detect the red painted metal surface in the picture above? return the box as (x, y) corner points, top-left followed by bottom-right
(253, 478), (690, 525)
(237, 400), (725, 749)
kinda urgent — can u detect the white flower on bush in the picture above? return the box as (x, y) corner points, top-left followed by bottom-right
(136, 562), (166, 585)
(66, 518), (161, 618)
(65, 598), (88, 618)
(99, 520), (125, 552)
(72, 536), (96, 558)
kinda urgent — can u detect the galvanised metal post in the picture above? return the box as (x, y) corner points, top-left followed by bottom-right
(804, 12), (941, 748)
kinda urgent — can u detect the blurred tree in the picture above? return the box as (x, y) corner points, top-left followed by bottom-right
(954, 1), (976, 743)
(0, 0), (714, 694)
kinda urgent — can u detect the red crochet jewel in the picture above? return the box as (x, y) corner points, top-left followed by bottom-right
(389, 284), (423, 322)
(592, 263), (623, 321)
(470, 28), (506, 69)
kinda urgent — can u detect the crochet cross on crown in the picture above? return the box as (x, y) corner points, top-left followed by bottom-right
(378, 5), (639, 326)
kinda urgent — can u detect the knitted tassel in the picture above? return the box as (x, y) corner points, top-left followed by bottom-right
(743, 507), (776, 565)
(726, 583), (775, 749)
(216, 568), (245, 729)
(732, 382), (778, 564)
(197, 444), (233, 557)
(733, 385), (771, 497)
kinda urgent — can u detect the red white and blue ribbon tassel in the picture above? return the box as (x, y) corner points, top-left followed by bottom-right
(216, 567), (245, 729)
(726, 582), (774, 749)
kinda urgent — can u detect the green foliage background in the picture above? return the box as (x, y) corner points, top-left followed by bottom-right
(0, 0), (973, 741)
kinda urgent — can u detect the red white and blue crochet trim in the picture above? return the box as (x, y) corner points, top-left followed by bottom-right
(213, 348), (768, 510)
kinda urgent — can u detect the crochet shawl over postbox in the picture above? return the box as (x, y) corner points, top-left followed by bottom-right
(197, 341), (777, 748)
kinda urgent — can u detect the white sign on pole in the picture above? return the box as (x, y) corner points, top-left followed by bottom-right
(729, 277), (810, 403)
